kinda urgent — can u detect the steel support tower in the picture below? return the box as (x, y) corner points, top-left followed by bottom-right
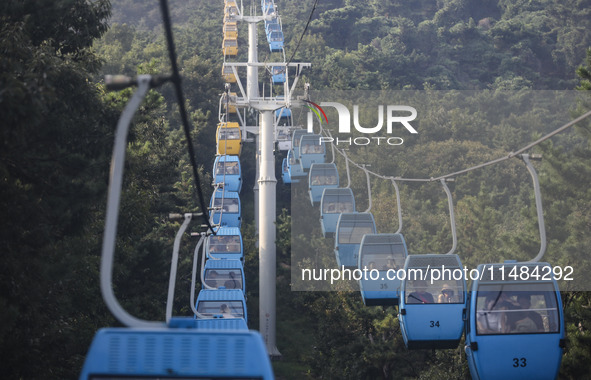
(229, 1), (309, 358)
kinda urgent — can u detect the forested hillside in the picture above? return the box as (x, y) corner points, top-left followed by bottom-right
(1, 0), (591, 378)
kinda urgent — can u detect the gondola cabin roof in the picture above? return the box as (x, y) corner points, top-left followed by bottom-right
(79, 327), (273, 379)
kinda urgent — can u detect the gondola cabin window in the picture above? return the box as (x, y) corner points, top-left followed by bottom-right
(475, 283), (560, 335)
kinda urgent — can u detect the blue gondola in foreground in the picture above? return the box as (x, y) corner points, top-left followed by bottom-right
(464, 261), (565, 380)
(79, 327), (273, 379)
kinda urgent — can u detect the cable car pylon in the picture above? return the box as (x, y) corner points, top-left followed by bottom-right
(226, 0), (310, 359)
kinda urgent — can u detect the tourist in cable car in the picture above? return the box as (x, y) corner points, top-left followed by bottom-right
(407, 280), (435, 304)
(196, 289), (246, 323)
(437, 283), (456, 303)
(203, 258), (245, 295)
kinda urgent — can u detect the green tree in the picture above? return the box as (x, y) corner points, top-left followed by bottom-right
(1, 1), (114, 378)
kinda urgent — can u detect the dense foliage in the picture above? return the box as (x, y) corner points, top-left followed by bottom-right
(1, 0), (590, 379)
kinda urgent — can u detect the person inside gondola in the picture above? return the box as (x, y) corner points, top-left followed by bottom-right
(219, 304), (233, 318)
(514, 293), (544, 332)
(338, 202), (352, 213)
(438, 283), (455, 303)
(407, 280), (434, 303)
(209, 241), (220, 253)
(224, 271), (239, 289)
(325, 203), (336, 213)
(206, 270), (219, 288)
(311, 176), (321, 185)
(382, 258), (397, 271)
(226, 236), (240, 252)
(477, 293), (510, 334)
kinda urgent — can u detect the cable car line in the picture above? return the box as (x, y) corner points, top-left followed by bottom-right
(159, 0), (215, 234)
(319, 108), (591, 184)
(283, 0), (320, 76)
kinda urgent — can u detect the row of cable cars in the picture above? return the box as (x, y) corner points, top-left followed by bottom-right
(80, 69), (273, 377)
(222, 1), (238, 83)
(200, 133), (247, 322)
(175, 2), (275, 375)
(282, 129), (327, 184)
(188, 112), (273, 375)
(222, 1), (238, 57)
(282, 128), (565, 379)
(197, 115), (247, 323)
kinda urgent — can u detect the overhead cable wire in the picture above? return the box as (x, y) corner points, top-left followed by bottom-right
(284, 0), (319, 72)
(322, 109), (591, 183)
(159, 0), (215, 233)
